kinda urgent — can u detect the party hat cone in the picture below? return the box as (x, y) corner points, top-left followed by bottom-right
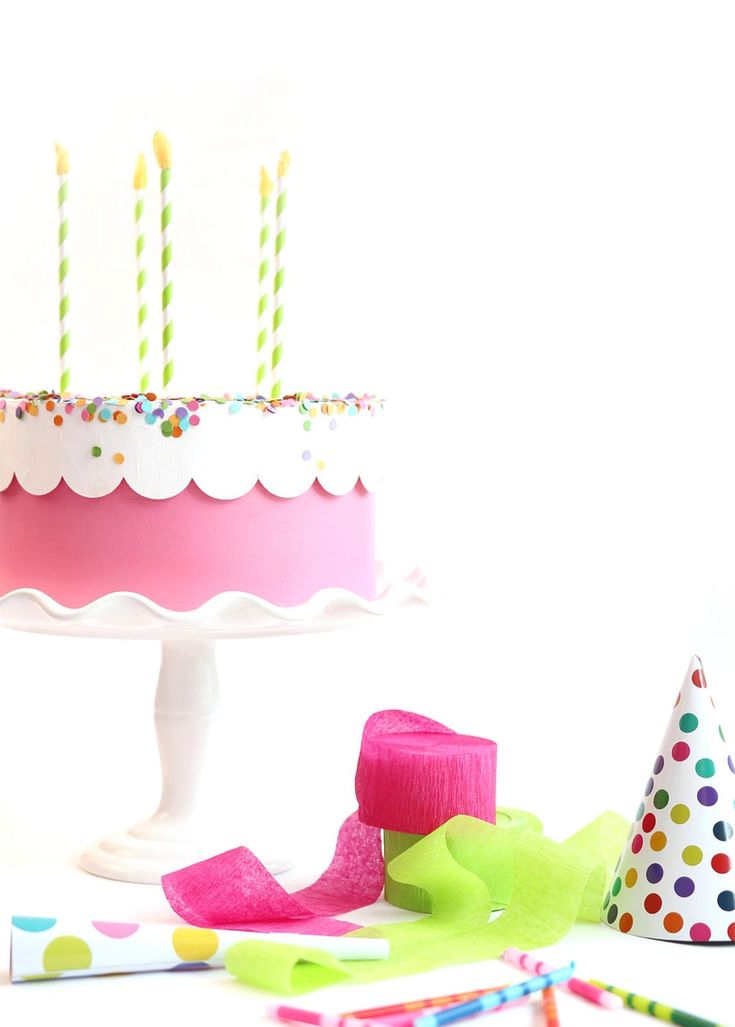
(604, 656), (735, 943)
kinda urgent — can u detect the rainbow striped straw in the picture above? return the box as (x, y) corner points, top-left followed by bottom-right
(413, 964), (575, 1027)
(133, 153), (150, 394)
(340, 984), (513, 1019)
(542, 987), (561, 1027)
(502, 948), (622, 1008)
(55, 143), (71, 394)
(256, 166), (273, 393)
(153, 130), (173, 391)
(270, 150), (289, 399)
(588, 981), (728, 1027)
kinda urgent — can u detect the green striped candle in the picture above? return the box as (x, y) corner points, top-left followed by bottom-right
(271, 150), (290, 399)
(256, 166), (273, 394)
(133, 154), (150, 395)
(588, 980), (726, 1027)
(56, 144), (71, 394)
(153, 131), (173, 391)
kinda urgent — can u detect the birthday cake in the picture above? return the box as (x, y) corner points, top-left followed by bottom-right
(0, 391), (383, 610)
(0, 137), (384, 611)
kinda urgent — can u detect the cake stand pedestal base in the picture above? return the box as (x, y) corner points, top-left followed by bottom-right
(79, 639), (290, 884)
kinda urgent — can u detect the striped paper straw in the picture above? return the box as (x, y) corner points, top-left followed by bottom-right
(256, 166), (273, 393)
(414, 965), (575, 1027)
(341, 984), (513, 1019)
(542, 988), (561, 1027)
(133, 154), (150, 394)
(588, 981), (727, 1027)
(153, 130), (173, 391)
(55, 143), (71, 394)
(501, 948), (622, 1009)
(271, 150), (290, 399)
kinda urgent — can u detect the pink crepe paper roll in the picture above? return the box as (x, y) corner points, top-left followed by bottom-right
(355, 710), (497, 835)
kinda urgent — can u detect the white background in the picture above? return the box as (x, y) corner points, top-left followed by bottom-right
(0, 1), (734, 1023)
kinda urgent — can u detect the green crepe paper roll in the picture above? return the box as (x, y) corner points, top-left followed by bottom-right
(384, 807), (543, 912)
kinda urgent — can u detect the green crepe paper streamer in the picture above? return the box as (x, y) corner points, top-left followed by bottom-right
(384, 807), (543, 913)
(225, 810), (627, 996)
(224, 941), (354, 994)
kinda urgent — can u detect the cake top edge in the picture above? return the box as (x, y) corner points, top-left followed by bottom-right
(0, 390), (384, 414)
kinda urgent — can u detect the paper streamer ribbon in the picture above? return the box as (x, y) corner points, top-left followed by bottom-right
(164, 813), (383, 937)
(165, 810), (626, 995)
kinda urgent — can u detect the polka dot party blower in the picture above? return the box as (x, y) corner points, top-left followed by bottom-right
(604, 655), (735, 943)
(9, 917), (388, 982)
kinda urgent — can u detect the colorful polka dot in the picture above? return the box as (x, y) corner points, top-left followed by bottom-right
(663, 912), (684, 934)
(92, 921), (139, 939)
(603, 891), (611, 910)
(625, 868), (638, 887)
(697, 786), (718, 807)
(672, 742), (690, 762)
(611, 877), (622, 896)
(650, 831), (667, 851)
(653, 755), (665, 774)
(674, 876), (695, 897)
(679, 713), (698, 733)
(671, 804), (691, 824)
(113, 453), (125, 464)
(42, 936), (93, 973)
(689, 923), (711, 943)
(631, 834), (643, 854)
(642, 813), (656, 833)
(644, 893), (662, 914)
(644, 777), (654, 796)
(171, 927), (219, 962)
(646, 863), (664, 884)
(695, 758), (716, 779)
(619, 913), (634, 933)
(729, 924), (735, 942)
(712, 854), (732, 874)
(682, 846), (703, 866)
(606, 904), (618, 924)
(714, 821), (733, 841)
(302, 450), (311, 461)
(728, 754), (734, 774)
(53, 415), (63, 426)
(717, 891), (735, 912)
(91, 446), (101, 457)
(692, 667), (706, 688)
(635, 803), (644, 821)
(12, 916), (57, 932)
(653, 790), (669, 810)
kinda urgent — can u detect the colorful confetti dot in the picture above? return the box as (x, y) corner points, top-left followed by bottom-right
(689, 923), (711, 943)
(682, 845), (703, 866)
(679, 713), (699, 733)
(113, 453), (125, 465)
(650, 831), (667, 852)
(712, 853), (732, 874)
(646, 863), (664, 883)
(674, 876), (695, 897)
(671, 804), (691, 824)
(644, 893), (662, 914)
(625, 868), (638, 887)
(697, 786), (718, 807)
(91, 446), (101, 458)
(653, 789), (669, 810)
(663, 912), (684, 934)
(619, 913), (634, 933)
(672, 742), (690, 762)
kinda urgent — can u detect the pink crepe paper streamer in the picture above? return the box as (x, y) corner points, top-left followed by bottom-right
(355, 709), (497, 834)
(163, 813), (384, 937)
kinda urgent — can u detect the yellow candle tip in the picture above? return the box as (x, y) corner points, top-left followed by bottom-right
(55, 144), (69, 175)
(153, 130), (172, 170)
(133, 153), (148, 189)
(277, 151), (291, 178)
(259, 166), (274, 199)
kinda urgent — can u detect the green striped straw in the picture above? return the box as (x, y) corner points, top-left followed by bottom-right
(153, 131), (173, 391)
(256, 166), (273, 394)
(133, 154), (150, 395)
(588, 980), (727, 1027)
(271, 150), (290, 399)
(55, 144), (71, 394)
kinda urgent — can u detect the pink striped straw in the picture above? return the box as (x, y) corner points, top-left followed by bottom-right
(501, 949), (623, 1010)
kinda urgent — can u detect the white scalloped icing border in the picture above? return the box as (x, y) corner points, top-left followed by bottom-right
(0, 570), (429, 639)
(0, 399), (384, 498)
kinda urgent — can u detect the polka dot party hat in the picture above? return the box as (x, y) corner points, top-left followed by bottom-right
(604, 656), (735, 943)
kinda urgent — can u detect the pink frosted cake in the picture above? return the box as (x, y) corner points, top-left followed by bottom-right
(0, 390), (383, 610)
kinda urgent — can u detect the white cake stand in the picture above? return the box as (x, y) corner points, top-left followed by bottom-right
(0, 570), (427, 884)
